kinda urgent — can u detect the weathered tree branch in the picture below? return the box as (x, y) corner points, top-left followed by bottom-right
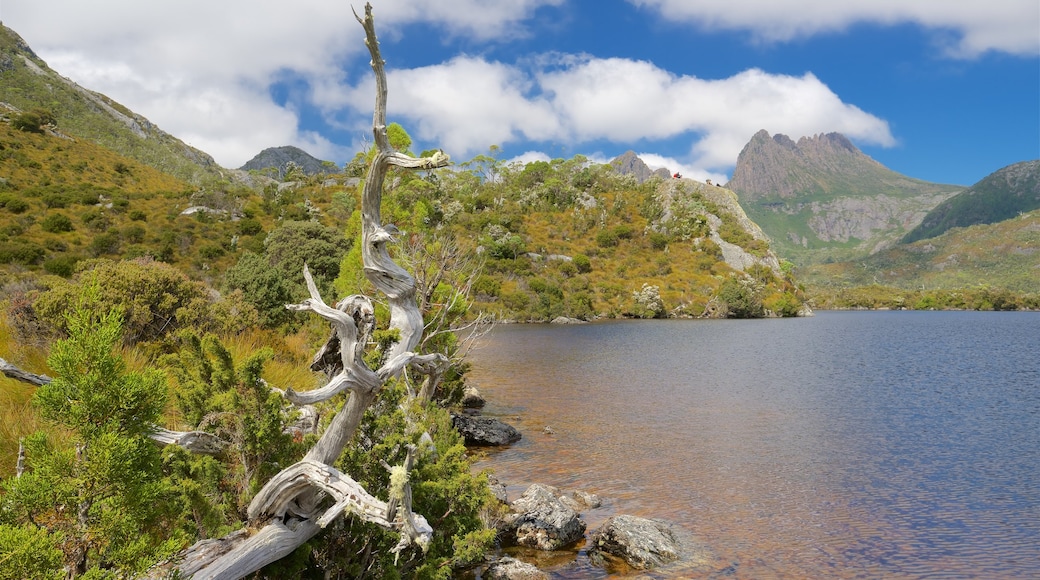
(167, 4), (451, 577)
(1, 357), (51, 385)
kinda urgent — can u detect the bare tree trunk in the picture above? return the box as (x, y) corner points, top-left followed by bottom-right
(152, 4), (452, 578)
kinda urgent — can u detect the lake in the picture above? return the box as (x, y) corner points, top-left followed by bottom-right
(466, 311), (1040, 578)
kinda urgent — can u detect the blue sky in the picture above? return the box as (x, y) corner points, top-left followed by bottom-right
(5, 0), (1038, 186)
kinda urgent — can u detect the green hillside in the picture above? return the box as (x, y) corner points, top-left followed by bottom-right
(0, 24), (225, 184)
(801, 209), (1040, 295)
(903, 160), (1040, 243)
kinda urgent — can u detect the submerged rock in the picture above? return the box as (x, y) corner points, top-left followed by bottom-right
(588, 514), (714, 571)
(450, 413), (521, 446)
(484, 557), (549, 580)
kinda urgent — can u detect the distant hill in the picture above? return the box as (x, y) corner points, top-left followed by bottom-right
(801, 209), (1040, 294)
(609, 150), (671, 183)
(0, 23), (227, 184)
(902, 160), (1040, 243)
(727, 130), (963, 264)
(240, 146), (337, 179)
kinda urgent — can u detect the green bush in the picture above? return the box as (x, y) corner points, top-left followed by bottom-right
(2, 197), (29, 214)
(573, 253), (592, 273)
(40, 213), (74, 233)
(33, 258), (222, 345)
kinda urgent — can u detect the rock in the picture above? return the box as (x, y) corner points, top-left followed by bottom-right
(550, 316), (586, 324)
(450, 413), (521, 446)
(461, 384), (486, 409)
(504, 484), (587, 550)
(588, 515), (705, 571)
(560, 489), (601, 511)
(487, 474), (509, 504)
(484, 557), (548, 580)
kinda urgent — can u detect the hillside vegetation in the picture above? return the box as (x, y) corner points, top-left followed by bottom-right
(0, 24), (226, 184)
(903, 160), (1040, 243)
(801, 209), (1040, 296)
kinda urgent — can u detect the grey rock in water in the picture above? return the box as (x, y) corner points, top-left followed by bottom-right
(483, 557), (549, 580)
(450, 413), (521, 446)
(503, 484), (587, 551)
(461, 384), (486, 409)
(588, 514), (714, 571)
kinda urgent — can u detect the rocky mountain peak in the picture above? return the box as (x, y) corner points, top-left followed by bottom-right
(727, 130), (881, 200)
(609, 150), (671, 183)
(240, 145), (333, 179)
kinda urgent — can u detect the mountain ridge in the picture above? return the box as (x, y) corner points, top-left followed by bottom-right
(726, 129), (963, 264)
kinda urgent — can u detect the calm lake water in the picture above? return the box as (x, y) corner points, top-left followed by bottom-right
(467, 311), (1040, 579)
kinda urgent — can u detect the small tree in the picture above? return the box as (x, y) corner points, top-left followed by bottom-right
(0, 284), (178, 575)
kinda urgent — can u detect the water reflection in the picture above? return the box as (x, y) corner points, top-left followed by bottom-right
(468, 312), (1040, 578)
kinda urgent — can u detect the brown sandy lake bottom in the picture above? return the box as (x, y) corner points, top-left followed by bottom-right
(466, 312), (1040, 578)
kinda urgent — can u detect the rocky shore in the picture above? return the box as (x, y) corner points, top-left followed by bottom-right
(453, 385), (723, 578)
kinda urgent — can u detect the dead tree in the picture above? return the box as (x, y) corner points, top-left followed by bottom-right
(157, 4), (453, 578)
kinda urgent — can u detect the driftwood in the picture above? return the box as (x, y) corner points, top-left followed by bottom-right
(156, 4), (452, 578)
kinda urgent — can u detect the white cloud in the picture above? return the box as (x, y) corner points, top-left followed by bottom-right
(629, 0), (1040, 57)
(370, 54), (893, 171)
(3, 0), (563, 167)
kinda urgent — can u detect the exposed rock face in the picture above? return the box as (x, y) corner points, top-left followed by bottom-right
(240, 145), (334, 178)
(588, 515), (714, 572)
(503, 484), (587, 550)
(484, 557), (549, 580)
(726, 129), (963, 263)
(450, 413), (521, 446)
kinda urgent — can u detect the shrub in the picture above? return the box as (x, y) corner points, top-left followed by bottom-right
(40, 213), (74, 233)
(0, 241), (45, 265)
(595, 228), (619, 248)
(43, 255), (79, 277)
(33, 258), (221, 345)
(715, 276), (764, 318)
(2, 197), (29, 214)
(573, 253), (592, 273)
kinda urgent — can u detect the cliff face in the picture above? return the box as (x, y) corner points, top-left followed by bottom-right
(726, 130), (963, 264)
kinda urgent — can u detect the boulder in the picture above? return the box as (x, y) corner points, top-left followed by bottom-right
(450, 413), (521, 446)
(461, 384), (486, 408)
(588, 515), (705, 571)
(483, 557), (549, 580)
(503, 484), (587, 550)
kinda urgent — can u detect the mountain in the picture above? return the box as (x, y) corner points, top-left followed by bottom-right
(727, 130), (963, 264)
(902, 160), (1040, 243)
(240, 146), (336, 179)
(609, 150), (671, 182)
(0, 24), (226, 184)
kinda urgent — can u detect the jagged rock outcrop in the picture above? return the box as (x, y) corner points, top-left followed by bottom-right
(726, 129), (963, 263)
(502, 484), (587, 550)
(240, 145), (335, 178)
(609, 150), (670, 183)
